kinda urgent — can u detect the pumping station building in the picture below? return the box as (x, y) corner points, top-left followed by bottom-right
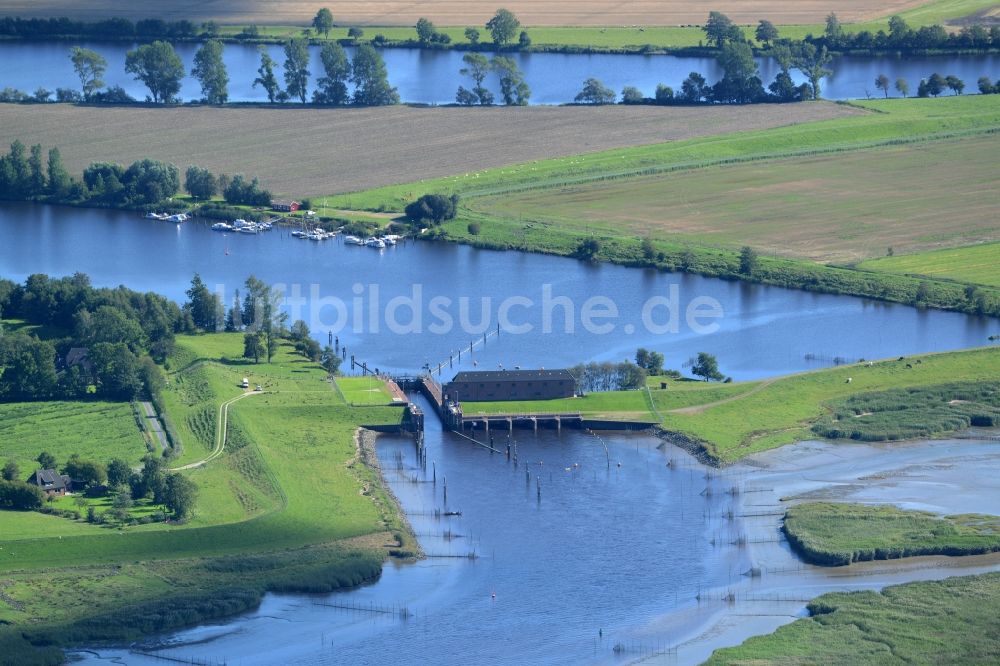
(444, 369), (575, 402)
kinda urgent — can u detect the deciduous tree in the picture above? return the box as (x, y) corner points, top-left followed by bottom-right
(312, 8), (334, 38)
(492, 56), (529, 105)
(703, 12), (741, 48)
(125, 40), (185, 103)
(351, 44), (399, 105)
(574, 78), (616, 104)
(691, 352), (724, 381)
(755, 20), (778, 47)
(313, 42), (350, 105)
(69, 46), (107, 101)
(253, 47), (280, 102)
(459, 52), (493, 104)
(191, 39), (228, 104)
(283, 38), (310, 103)
(875, 73), (891, 98)
(486, 8), (520, 46)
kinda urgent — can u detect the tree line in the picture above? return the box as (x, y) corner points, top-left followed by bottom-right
(0, 7), (534, 51)
(182, 274), (342, 373)
(0, 273), (185, 402)
(801, 13), (1000, 53)
(0, 38), (400, 106)
(573, 12), (987, 105)
(0, 139), (274, 210)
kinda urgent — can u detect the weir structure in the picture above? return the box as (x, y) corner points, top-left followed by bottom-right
(392, 375), (657, 434)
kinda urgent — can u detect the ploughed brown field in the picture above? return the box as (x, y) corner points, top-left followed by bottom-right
(0, 103), (859, 197)
(0, 0), (926, 26)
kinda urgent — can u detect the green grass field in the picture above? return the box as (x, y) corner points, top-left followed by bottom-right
(662, 347), (1000, 462)
(338, 376), (396, 405)
(207, 0), (995, 51)
(706, 572), (1000, 665)
(0, 333), (408, 662)
(462, 348), (1000, 462)
(0, 401), (146, 472)
(783, 502), (1000, 566)
(859, 242), (1000, 287)
(468, 134), (1000, 263)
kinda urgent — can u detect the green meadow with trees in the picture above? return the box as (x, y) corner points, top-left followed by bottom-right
(0, 273), (409, 664)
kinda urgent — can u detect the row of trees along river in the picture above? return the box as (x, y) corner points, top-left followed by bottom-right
(0, 10), (998, 104)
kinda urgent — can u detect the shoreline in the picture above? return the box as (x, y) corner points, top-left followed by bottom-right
(356, 427), (424, 560)
(2, 25), (998, 58)
(3, 197), (998, 320)
(643, 435), (1000, 663)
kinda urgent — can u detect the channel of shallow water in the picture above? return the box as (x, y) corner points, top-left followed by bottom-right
(73, 415), (1000, 664)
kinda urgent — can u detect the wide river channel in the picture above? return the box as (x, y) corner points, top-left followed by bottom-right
(2, 40), (998, 104)
(2, 203), (999, 664)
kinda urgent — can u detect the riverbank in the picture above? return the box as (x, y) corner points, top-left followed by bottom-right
(2, 0), (997, 54)
(456, 346), (1000, 465)
(0, 333), (413, 665)
(323, 95), (1000, 316)
(783, 502), (1000, 566)
(685, 437), (1000, 663)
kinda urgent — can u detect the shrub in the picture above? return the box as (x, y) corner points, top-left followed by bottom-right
(404, 193), (459, 225)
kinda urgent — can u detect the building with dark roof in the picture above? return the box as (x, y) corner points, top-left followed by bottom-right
(31, 469), (71, 496)
(444, 369), (575, 402)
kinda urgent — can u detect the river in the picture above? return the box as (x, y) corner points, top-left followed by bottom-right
(1, 40), (998, 104)
(0, 202), (993, 381)
(3, 202), (999, 664)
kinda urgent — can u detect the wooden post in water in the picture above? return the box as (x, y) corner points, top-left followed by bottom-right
(443, 476), (447, 504)
(433, 461), (436, 485)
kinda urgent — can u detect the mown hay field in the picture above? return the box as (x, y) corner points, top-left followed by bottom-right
(0, 0), (934, 27)
(469, 133), (1000, 263)
(0, 102), (860, 198)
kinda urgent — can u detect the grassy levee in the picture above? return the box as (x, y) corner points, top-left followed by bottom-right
(326, 96), (1000, 316)
(327, 97), (1000, 211)
(706, 572), (1000, 665)
(783, 502), (1000, 566)
(860, 242), (1000, 287)
(453, 348), (1000, 462)
(660, 347), (1000, 463)
(0, 335), (405, 570)
(0, 334), (408, 664)
(470, 134), (1000, 264)
(18, 0), (988, 51)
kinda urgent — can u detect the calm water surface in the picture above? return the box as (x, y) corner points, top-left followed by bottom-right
(1, 40), (997, 103)
(0, 202), (992, 381)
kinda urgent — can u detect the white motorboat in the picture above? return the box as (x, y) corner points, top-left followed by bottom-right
(366, 237), (386, 249)
(211, 222), (232, 231)
(344, 235), (364, 245)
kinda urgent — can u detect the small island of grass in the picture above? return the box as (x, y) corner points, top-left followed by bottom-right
(783, 502), (1000, 566)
